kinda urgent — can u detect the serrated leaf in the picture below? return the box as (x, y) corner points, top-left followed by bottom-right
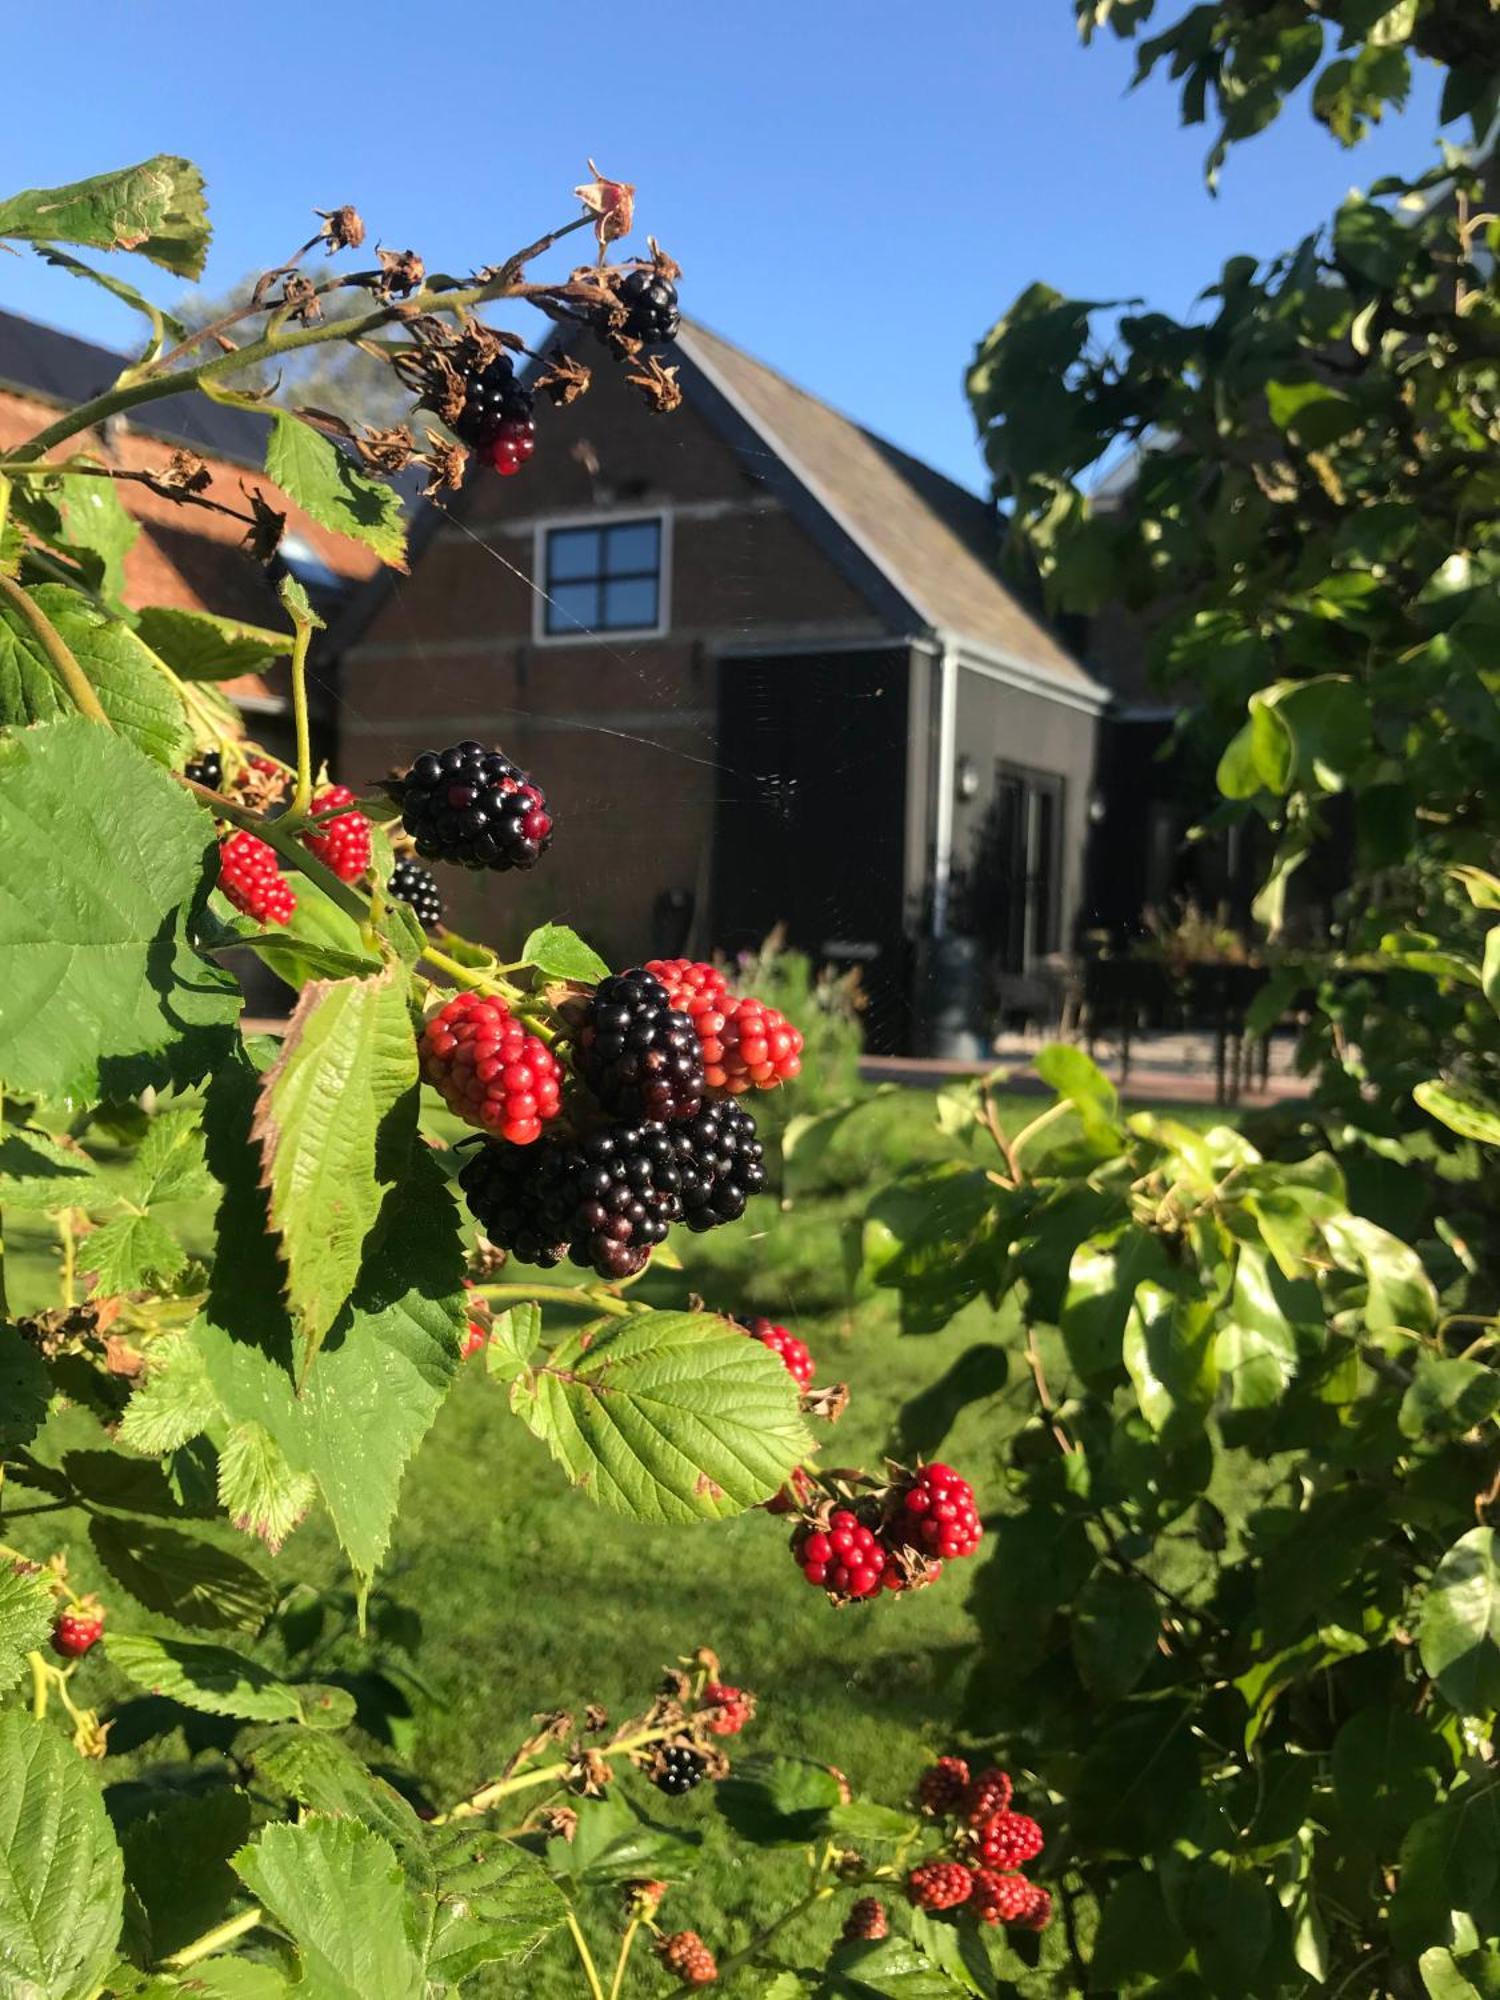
(0, 586), (187, 762)
(825, 1801), (922, 1845)
(0, 1706), (124, 1999)
(53, 484), (139, 610)
(0, 156), (210, 275)
(90, 1517), (273, 1632)
(234, 871), (384, 991)
(545, 1793), (700, 1887)
(233, 1816), (422, 2000)
(84, 1209), (187, 1295)
(0, 1125), (101, 1211)
(511, 1309), (811, 1521)
(118, 1330), (223, 1455)
(518, 923), (610, 984)
(715, 1754), (844, 1846)
(106, 1631), (303, 1721)
(265, 415), (406, 566)
(826, 1934), (971, 1996)
(1420, 1528), (1500, 1714)
(135, 606), (290, 682)
(485, 1301), (541, 1386)
(249, 1729), (428, 1869)
(423, 1827), (566, 1983)
(128, 1103), (212, 1208)
(122, 1789), (251, 1960)
(0, 1324), (51, 1450)
(0, 1564), (55, 1692)
(0, 717), (239, 1098)
(217, 1422), (317, 1553)
(1071, 1567), (1161, 1702)
(252, 967), (419, 1364)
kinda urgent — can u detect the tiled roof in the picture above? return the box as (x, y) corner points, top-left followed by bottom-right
(678, 321), (1099, 691)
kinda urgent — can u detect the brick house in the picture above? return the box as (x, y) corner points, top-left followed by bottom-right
(335, 321), (1108, 1050)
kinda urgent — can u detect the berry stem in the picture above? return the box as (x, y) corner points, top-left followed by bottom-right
(0, 570), (112, 728)
(564, 1909), (606, 2000)
(158, 1906), (266, 1971)
(181, 778), (373, 929)
(418, 944), (528, 1011)
(437, 1723), (671, 1821)
(286, 613), (316, 822)
(474, 1282), (634, 1318)
(607, 1917), (642, 2000)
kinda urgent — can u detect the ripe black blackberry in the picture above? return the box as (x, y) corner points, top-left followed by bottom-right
(390, 741), (552, 872)
(184, 748), (222, 790)
(654, 1744), (705, 1796)
(389, 858), (443, 932)
(451, 352), (534, 450)
(617, 269), (680, 346)
(677, 1099), (766, 1232)
(578, 970), (704, 1123)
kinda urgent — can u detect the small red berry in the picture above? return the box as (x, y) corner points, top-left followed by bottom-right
(701, 1681), (755, 1736)
(740, 1316), (815, 1389)
(484, 417), (536, 477)
(906, 1860), (973, 1912)
(703, 994), (804, 1096)
(461, 1321), (488, 1360)
(51, 1607), (104, 1659)
(917, 1755), (971, 1816)
(971, 1868), (1036, 1926)
(793, 1509), (888, 1602)
(218, 830), (296, 926)
(301, 784), (372, 883)
(974, 1810), (1044, 1870)
(657, 1931), (717, 1985)
(419, 992), (562, 1143)
(1013, 1882), (1052, 1931)
(963, 1766), (1013, 1824)
(842, 1897), (888, 1942)
(894, 1462), (983, 1562)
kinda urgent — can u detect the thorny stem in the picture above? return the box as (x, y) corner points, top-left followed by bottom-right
(475, 1282), (634, 1318)
(0, 570), (112, 726)
(286, 615), (316, 820)
(158, 1906), (265, 1971)
(565, 1909), (606, 2000)
(15, 216), (598, 460)
(181, 778), (373, 928)
(607, 1917), (641, 2000)
(437, 1724), (672, 1822)
(1025, 1326), (1076, 1455)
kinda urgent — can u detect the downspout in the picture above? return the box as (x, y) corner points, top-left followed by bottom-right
(930, 633), (959, 936)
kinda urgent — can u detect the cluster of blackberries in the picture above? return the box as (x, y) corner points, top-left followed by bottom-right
(390, 741), (552, 873)
(389, 857), (443, 931)
(458, 1100), (766, 1280)
(613, 269), (680, 347)
(577, 969), (705, 1123)
(184, 748), (222, 790)
(653, 1743), (706, 1796)
(451, 352), (536, 477)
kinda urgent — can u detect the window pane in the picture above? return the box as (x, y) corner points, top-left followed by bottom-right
(544, 580), (600, 635)
(603, 520), (660, 575)
(546, 528), (602, 583)
(602, 577), (658, 629)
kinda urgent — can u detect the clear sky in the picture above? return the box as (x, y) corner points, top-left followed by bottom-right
(1, 1), (1444, 492)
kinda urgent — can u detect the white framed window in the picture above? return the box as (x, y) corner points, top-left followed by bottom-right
(532, 510), (671, 644)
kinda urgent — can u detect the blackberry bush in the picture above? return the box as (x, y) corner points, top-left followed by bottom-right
(391, 740), (553, 872)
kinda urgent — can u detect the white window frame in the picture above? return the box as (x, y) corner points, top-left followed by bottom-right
(530, 506), (672, 646)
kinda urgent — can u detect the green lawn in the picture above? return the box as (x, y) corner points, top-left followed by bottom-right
(6, 1080), (1239, 1994)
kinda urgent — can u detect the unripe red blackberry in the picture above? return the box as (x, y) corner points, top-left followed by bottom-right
(894, 1462), (982, 1562)
(705, 996), (804, 1096)
(794, 1508), (887, 1602)
(301, 784), (372, 883)
(51, 1606), (104, 1659)
(483, 417), (535, 477)
(577, 970), (704, 1123)
(645, 958), (729, 1009)
(617, 269), (681, 346)
(419, 993), (562, 1143)
(184, 748), (222, 790)
(906, 1860), (973, 1912)
(1012, 1882), (1052, 1931)
(739, 1317), (814, 1389)
(653, 1743), (706, 1796)
(657, 1931), (716, 1985)
(218, 830), (296, 925)
(451, 351), (534, 451)
(461, 1321), (488, 1360)
(389, 857), (444, 931)
(391, 741), (552, 872)
(701, 1682), (754, 1736)
(963, 1767), (1013, 1825)
(973, 1810), (1044, 1871)
(916, 1755), (971, 1817)
(842, 1897), (889, 1942)
(971, 1868), (1031, 1927)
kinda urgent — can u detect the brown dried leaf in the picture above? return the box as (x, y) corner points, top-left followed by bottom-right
(317, 205), (366, 253)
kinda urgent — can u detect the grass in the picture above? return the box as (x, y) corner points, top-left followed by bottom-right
(4, 1078), (1238, 1995)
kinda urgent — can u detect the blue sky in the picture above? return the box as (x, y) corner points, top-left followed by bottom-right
(1, 1), (1443, 491)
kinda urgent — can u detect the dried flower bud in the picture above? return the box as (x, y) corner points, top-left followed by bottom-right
(355, 424), (418, 476)
(574, 160), (635, 247)
(376, 247), (425, 298)
(538, 1805), (579, 1842)
(280, 274), (322, 325)
(241, 488), (287, 564)
(626, 355), (682, 415)
(535, 354), (592, 408)
(159, 449), (211, 495)
(317, 205), (366, 253)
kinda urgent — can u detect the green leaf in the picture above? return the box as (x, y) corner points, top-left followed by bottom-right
(1122, 1283), (1218, 1440)
(35, 245), (188, 354)
(1415, 1079), (1500, 1148)
(0, 1323), (53, 1450)
(0, 157), (210, 276)
(422, 1827), (566, 1985)
(0, 586), (187, 763)
(511, 1309), (811, 1521)
(1089, 1870), (1188, 1990)
(824, 1934), (970, 1995)
(53, 482), (139, 609)
(1335, 190), (1409, 287)
(252, 968), (418, 1365)
(1420, 1528), (1500, 1714)
(0, 1706), (124, 1999)
(1401, 1358), (1500, 1440)
(1072, 1567), (1161, 1702)
(1391, 1784), (1500, 1959)
(1070, 1702), (1200, 1855)
(1034, 1039), (1120, 1138)
(546, 1792), (700, 1887)
(105, 1631), (309, 1722)
(89, 1517), (273, 1632)
(485, 1301), (541, 1386)
(84, 1210), (186, 1295)
(0, 717), (238, 1098)
(0, 1126), (101, 1211)
(128, 1103), (213, 1208)
(265, 414), (406, 566)
(0, 1563), (56, 1692)
(825, 1801), (923, 1846)
(233, 1816), (422, 2000)
(1421, 1948), (1491, 2000)
(1265, 377), (1363, 447)
(1331, 1705), (1447, 1850)
(1060, 1226), (1175, 1380)
(1215, 1241), (1307, 1410)
(216, 1422), (317, 1554)
(1323, 1211), (1437, 1331)
(118, 1331), (224, 1455)
(237, 871), (384, 991)
(1170, 1857), (1273, 1997)
(715, 1754), (844, 1846)
(518, 922), (611, 984)
(121, 1790), (251, 1961)
(134, 606), (290, 683)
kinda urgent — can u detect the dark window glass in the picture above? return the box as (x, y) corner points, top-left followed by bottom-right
(543, 518), (662, 635)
